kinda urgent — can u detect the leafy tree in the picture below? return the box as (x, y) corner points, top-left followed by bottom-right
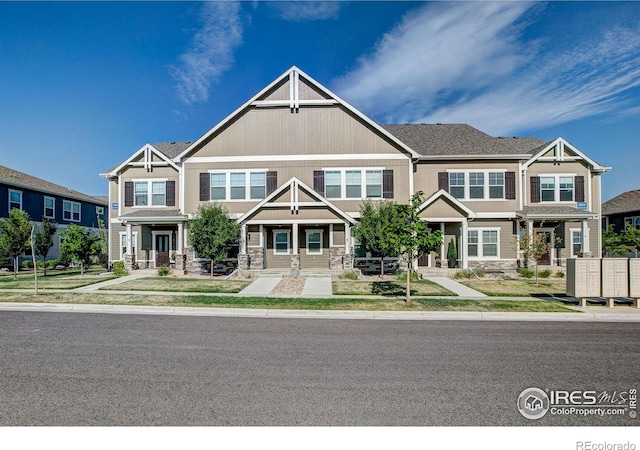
(0, 208), (32, 279)
(35, 218), (58, 276)
(96, 217), (109, 268)
(189, 203), (241, 277)
(517, 223), (561, 284)
(59, 224), (100, 275)
(355, 192), (442, 302)
(602, 224), (627, 257)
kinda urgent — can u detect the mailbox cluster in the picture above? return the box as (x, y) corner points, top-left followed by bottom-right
(567, 258), (640, 307)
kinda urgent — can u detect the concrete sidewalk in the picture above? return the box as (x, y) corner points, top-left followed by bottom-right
(424, 276), (487, 298)
(302, 277), (332, 296)
(73, 273), (151, 292)
(239, 276), (282, 295)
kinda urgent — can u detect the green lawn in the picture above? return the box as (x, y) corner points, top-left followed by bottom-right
(99, 276), (251, 293)
(459, 278), (567, 297)
(0, 292), (577, 312)
(0, 273), (116, 290)
(333, 279), (455, 296)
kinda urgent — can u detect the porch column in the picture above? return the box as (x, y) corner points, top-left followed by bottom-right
(440, 223), (446, 263)
(345, 225), (351, 254)
(126, 223), (133, 255)
(581, 219), (590, 254)
(461, 219), (469, 269)
(292, 223), (298, 255)
(177, 222), (183, 254)
(241, 223), (247, 255)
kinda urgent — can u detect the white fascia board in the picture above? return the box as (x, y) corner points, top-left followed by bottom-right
(417, 189), (476, 218)
(185, 154), (407, 164)
(175, 66), (418, 162)
(524, 137), (609, 172)
(474, 212), (517, 219)
(106, 144), (178, 177)
(418, 154), (529, 161)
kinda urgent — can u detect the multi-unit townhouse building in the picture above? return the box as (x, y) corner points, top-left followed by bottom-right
(101, 67), (609, 273)
(0, 165), (108, 262)
(602, 189), (640, 233)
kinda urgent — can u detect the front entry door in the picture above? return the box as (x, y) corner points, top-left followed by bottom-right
(156, 234), (170, 267)
(536, 231), (551, 265)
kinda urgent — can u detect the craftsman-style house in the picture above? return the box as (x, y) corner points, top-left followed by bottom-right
(101, 67), (609, 272)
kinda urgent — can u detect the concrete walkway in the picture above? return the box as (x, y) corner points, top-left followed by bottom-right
(424, 276), (487, 298)
(72, 273), (151, 292)
(302, 277), (332, 296)
(238, 276), (282, 295)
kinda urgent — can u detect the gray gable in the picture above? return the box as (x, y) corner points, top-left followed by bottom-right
(382, 124), (545, 157)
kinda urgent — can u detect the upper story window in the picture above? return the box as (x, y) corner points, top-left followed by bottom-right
(447, 171), (507, 200)
(624, 216), (640, 230)
(315, 168), (393, 200)
(8, 189), (22, 211)
(63, 200), (81, 222)
(200, 171), (275, 202)
(44, 196), (55, 218)
(124, 179), (175, 207)
(534, 175), (578, 203)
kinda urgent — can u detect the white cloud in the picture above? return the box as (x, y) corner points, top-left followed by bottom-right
(171, 2), (243, 105)
(270, 1), (341, 22)
(333, 2), (640, 136)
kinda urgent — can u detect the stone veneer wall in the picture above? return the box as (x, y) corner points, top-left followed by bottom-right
(329, 247), (345, 270)
(248, 247), (264, 270)
(469, 259), (518, 270)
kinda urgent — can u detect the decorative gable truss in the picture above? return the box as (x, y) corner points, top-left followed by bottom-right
(524, 137), (609, 172)
(104, 143), (179, 177)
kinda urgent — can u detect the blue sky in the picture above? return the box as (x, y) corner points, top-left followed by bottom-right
(1, 1), (639, 202)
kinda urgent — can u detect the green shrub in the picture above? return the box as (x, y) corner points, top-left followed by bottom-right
(46, 260), (58, 269)
(517, 268), (534, 278)
(21, 260), (33, 269)
(554, 271), (565, 278)
(339, 270), (359, 280)
(157, 265), (170, 277)
(395, 270), (421, 282)
(36, 260), (45, 268)
(112, 261), (127, 277)
(538, 269), (551, 278)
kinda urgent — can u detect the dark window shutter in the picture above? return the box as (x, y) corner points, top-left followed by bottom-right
(530, 176), (540, 203)
(165, 181), (175, 206)
(438, 172), (449, 192)
(505, 172), (516, 200)
(575, 176), (585, 202)
(125, 181), (133, 207)
(266, 171), (277, 196)
(199, 173), (210, 201)
(313, 170), (325, 196)
(382, 170), (394, 199)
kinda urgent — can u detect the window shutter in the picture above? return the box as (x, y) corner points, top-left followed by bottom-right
(313, 170), (325, 196)
(438, 172), (449, 192)
(166, 181), (175, 206)
(382, 170), (394, 199)
(266, 171), (277, 196)
(199, 173), (210, 201)
(124, 181), (133, 207)
(505, 172), (516, 200)
(530, 176), (540, 203)
(575, 176), (585, 202)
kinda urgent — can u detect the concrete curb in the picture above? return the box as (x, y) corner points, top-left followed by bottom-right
(1, 302), (639, 322)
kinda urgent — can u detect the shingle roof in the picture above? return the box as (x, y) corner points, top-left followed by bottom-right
(153, 142), (192, 159)
(382, 124), (546, 157)
(516, 205), (597, 218)
(0, 165), (107, 205)
(602, 189), (640, 216)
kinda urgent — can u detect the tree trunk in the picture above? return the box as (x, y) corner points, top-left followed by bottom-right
(43, 256), (47, 277)
(80, 261), (85, 276)
(13, 255), (18, 280)
(31, 225), (37, 295)
(210, 259), (214, 277)
(405, 262), (411, 304)
(380, 256), (384, 278)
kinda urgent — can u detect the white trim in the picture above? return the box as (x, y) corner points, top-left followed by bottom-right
(207, 170), (268, 202)
(475, 212), (517, 219)
(43, 196), (56, 219)
(184, 154), (407, 163)
(569, 228), (583, 258)
(105, 143), (179, 177)
(417, 189), (476, 219)
(445, 170), (508, 201)
(523, 137), (610, 172)
(174, 66), (419, 162)
(8, 189), (22, 212)
(253, 99), (338, 107)
(118, 231), (138, 260)
(62, 199), (81, 222)
(305, 229), (323, 255)
(467, 227), (501, 260)
(273, 230), (291, 255)
(247, 219), (348, 225)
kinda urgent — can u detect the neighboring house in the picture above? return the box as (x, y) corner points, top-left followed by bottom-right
(602, 189), (640, 233)
(0, 165), (108, 261)
(101, 66), (610, 272)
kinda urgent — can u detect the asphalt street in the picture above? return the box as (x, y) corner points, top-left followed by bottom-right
(1, 311), (638, 426)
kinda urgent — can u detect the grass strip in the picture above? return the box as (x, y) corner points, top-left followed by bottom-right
(99, 277), (251, 293)
(333, 279), (455, 296)
(458, 279), (567, 297)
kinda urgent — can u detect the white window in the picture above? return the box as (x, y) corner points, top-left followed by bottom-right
(63, 200), (81, 222)
(151, 181), (166, 206)
(44, 196), (55, 218)
(306, 230), (323, 255)
(120, 232), (138, 259)
(209, 171), (267, 201)
(8, 189), (22, 211)
(468, 229), (500, 258)
(134, 181), (149, 206)
(570, 229), (582, 257)
(273, 231), (290, 255)
(133, 180), (166, 206)
(96, 206), (104, 215)
(539, 175), (574, 203)
(624, 216), (640, 230)
(449, 171), (505, 200)
(319, 168), (385, 200)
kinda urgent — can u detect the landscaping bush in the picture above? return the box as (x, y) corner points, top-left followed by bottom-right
(454, 269), (486, 280)
(46, 260), (58, 269)
(517, 268), (534, 278)
(395, 270), (421, 282)
(538, 269), (552, 278)
(157, 265), (171, 277)
(21, 260), (33, 269)
(339, 270), (359, 280)
(112, 261), (127, 277)
(554, 271), (565, 278)
(36, 260), (45, 268)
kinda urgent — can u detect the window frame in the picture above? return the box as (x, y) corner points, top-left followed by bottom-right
(132, 179), (168, 207)
(119, 232), (138, 260)
(624, 216), (640, 230)
(63, 200), (81, 222)
(273, 230), (291, 255)
(8, 189), (22, 211)
(208, 170), (269, 202)
(306, 229), (323, 255)
(538, 174), (576, 204)
(320, 168), (384, 200)
(570, 228), (582, 257)
(448, 171), (507, 201)
(44, 196), (56, 219)
(467, 227), (501, 259)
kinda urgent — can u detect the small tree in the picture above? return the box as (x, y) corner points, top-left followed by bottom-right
(0, 208), (32, 279)
(355, 200), (404, 277)
(517, 224), (561, 284)
(59, 224), (100, 275)
(447, 239), (458, 268)
(96, 217), (109, 268)
(35, 218), (58, 276)
(189, 203), (241, 277)
(602, 224), (627, 257)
